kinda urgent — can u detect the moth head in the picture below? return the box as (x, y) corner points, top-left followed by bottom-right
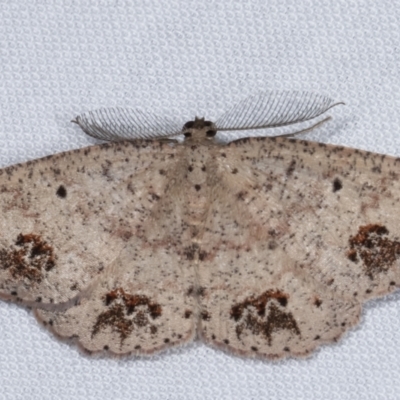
(182, 117), (217, 141)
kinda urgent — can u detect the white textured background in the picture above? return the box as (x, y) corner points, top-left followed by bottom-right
(1, 1), (400, 399)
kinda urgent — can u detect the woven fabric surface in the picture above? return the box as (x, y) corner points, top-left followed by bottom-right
(1, 1), (400, 399)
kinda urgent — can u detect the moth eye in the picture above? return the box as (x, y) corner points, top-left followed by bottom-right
(206, 130), (216, 137)
(183, 121), (194, 129)
(184, 132), (192, 138)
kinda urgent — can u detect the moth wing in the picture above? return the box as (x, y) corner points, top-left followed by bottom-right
(198, 137), (400, 358)
(196, 193), (360, 359)
(35, 240), (196, 355)
(222, 137), (400, 302)
(0, 140), (179, 305)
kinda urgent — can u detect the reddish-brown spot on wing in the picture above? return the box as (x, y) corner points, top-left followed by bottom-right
(347, 224), (400, 279)
(201, 310), (211, 321)
(230, 290), (300, 346)
(0, 233), (56, 283)
(92, 303), (134, 342)
(92, 287), (162, 344)
(313, 297), (323, 307)
(230, 289), (288, 320)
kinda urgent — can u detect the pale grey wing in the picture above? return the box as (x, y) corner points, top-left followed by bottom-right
(215, 91), (342, 131)
(219, 137), (400, 303)
(196, 180), (360, 359)
(0, 140), (179, 306)
(35, 237), (197, 355)
(73, 108), (183, 141)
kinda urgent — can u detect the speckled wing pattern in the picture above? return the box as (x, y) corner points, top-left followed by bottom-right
(1, 92), (400, 359)
(197, 137), (400, 358)
(0, 141), (197, 354)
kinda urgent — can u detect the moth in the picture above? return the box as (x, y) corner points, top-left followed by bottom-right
(1, 91), (399, 359)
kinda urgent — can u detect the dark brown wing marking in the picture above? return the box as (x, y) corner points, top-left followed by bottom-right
(92, 287), (162, 345)
(230, 290), (300, 345)
(0, 233), (56, 283)
(347, 224), (400, 279)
